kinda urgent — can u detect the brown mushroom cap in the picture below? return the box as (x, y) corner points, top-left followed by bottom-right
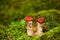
(25, 16), (33, 21)
(37, 17), (46, 24)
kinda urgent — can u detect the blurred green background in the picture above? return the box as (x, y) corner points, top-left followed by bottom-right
(0, 0), (60, 40)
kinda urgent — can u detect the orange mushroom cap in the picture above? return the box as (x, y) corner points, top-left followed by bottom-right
(25, 16), (33, 21)
(37, 17), (46, 24)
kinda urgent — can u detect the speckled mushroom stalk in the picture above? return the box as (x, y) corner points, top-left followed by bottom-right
(25, 16), (33, 36)
(36, 17), (46, 35)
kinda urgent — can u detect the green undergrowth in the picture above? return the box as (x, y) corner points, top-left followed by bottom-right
(0, 9), (60, 40)
(0, 20), (60, 40)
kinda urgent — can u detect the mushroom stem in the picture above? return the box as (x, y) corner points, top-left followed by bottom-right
(37, 22), (44, 35)
(27, 21), (33, 36)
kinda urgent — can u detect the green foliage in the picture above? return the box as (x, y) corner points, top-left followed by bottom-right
(5, 19), (27, 40)
(0, 0), (60, 25)
(40, 26), (60, 40)
(0, 24), (8, 39)
(0, 9), (60, 40)
(0, 0), (60, 40)
(30, 9), (60, 29)
(8, 19), (26, 29)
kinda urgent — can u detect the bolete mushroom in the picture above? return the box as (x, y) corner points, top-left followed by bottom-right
(25, 16), (33, 36)
(36, 17), (46, 35)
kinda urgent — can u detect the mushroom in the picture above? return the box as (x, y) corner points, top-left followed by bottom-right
(25, 16), (33, 36)
(36, 17), (46, 35)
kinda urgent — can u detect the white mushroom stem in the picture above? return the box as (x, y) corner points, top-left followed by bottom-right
(37, 22), (44, 35)
(27, 21), (33, 36)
